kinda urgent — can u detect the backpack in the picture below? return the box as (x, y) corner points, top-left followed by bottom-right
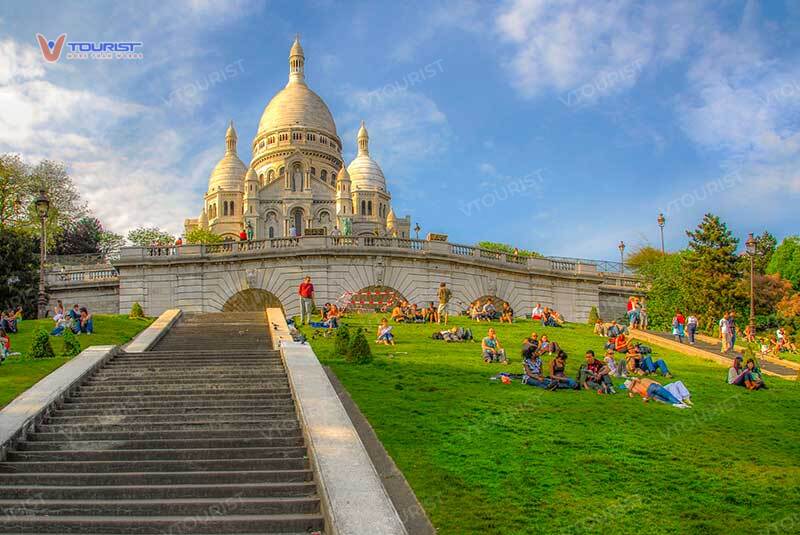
(432, 332), (444, 340)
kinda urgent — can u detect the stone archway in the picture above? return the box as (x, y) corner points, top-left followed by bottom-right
(348, 285), (407, 313)
(223, 289), (284, 313)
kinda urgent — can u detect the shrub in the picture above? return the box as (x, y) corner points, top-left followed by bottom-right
(587, 306), (600, 325)
(61, 329), (83, 358)
(129, 302), (145, 319)
(30, 329), (55, 359)
(347, 328), (373, 364)
(334, 324), (351, 357)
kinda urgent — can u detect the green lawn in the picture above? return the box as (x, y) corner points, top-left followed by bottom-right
(300, 314), (800, 535)
(0, 315), (154, 409)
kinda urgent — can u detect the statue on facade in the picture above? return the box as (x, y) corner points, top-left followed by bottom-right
(341, 217), (352, 236)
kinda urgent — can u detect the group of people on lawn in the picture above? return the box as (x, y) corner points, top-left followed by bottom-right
(51, 300), (94, 336)
(0, 307), (24, 363)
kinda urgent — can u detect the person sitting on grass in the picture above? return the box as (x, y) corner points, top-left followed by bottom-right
(77, 307), (93, 335)
(499, 302), (514, 324)
(68, 304), (81, 322)
(776, 327), (797, 353)
(409, 304), (424, 323)
(593, 319), (606, 337)
(391, 304), (406, 322)
(482, 328), (507, 364)
(631, 344), (672, 377)
(579, 350), (616, 394)
(624, 377), (689, 408)
(552, 310), (565, 326)
(481, 299), (498, 321)
(424, 302), (438, 323)
(606, 320), (624, 338)
(522, 344), (551, 389)
(0, 329), (10, 363)
(613, 333), (629, 353)
(13, 306), (22, 323)
(531, 303), (544, 321)
(325, 303), (339, 329)
(547, 350), (578, 390)
(1, 310), (17, 334)
(604, 349), (626, 378)
(744, 358), (767, 390)
(522, 332), (540, 356)
(624, 347), (645, 377)
(376, 318), (395, 346)
(536, 335), (559, 356)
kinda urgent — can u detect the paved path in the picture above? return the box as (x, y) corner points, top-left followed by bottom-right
(645, 330), (798, 378)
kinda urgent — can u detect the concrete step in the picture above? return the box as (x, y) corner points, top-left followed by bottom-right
(77, 383), (289, 394)
(55, 400), (295, 414)
(38, 419), (300, 433)
(0, 513), (325, 534)
(0, 497), (320, 516)
(88, 372), (286, 382)
(0, 457), (309, 473)
(16, 436), (305, 451)
(0, 469), (314, 485)
(47, 411), (296, 424)
(0, 482), (318, 500)
(29, 428), (302, 442)
(6, 446), (307, 462)
(68, 392), (293, 403)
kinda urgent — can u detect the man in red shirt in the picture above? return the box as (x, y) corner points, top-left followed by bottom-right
(239, 228), (247, 241)
(298, 276), (315, 325)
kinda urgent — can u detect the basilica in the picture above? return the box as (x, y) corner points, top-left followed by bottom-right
(184, 37), (411, 240)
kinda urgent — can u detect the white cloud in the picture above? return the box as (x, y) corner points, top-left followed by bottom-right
(495, 0), (704, 99)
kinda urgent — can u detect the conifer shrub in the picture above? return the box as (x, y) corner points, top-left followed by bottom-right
(61, 329), (83, 358)
(30, 329), (55, 359)
(347, 328), (373, 364)
(588, 306), (600, 325)
(129, 302), (145, 319)
(334, 324), (351, 357)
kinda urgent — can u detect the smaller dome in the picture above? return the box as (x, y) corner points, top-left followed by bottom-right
(387, 208), (396, 222)
(290, 36), (304, 57)
(198, 208), (208, 229)
(347, 121), (386, 191)
(208, 122), (246, 192)
(245, 167), (258, 182)
(336, 166), (350, 182)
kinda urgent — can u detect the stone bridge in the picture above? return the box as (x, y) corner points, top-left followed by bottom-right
(47, 236), (641, 322)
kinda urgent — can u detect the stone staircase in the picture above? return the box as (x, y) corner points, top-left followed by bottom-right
(0, 312), (325, 534)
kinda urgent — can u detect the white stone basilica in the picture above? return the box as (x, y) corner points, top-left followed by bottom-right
(185, 37), (411, 240)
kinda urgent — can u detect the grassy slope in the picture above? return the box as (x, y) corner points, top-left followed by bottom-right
(0, 315), (153, 409)
(301, 314), (800, 535)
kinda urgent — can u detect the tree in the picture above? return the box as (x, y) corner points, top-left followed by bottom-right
(0, 227), (39, 318)
(127, 226), (175, 247)
(347, 328), (373, 364)
(767, 236), (800, 290)
(737, 273), (794, 316)
(0, 154), (28, 230)
(684, 214), (743, 331)
(587, 306), (600, 324)
(185, 228), (223, 245)
(129, 302), (145, 319)
(99, 231), (126, 259)
(634, 251), (690, 330)
(476, 241), (543, 258)
(334, 324), (351, 357)
(53, 217), (103, 256)
(626, 246), (665, 270)
(61, 329), (83, 358)
(30, 329), (55, 359)
(752, 231), (777, 274)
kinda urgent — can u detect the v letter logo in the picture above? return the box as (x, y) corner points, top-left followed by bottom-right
(36, 34), (67, 63)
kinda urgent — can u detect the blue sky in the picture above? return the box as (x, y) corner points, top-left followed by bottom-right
(1, 0), (798, 260)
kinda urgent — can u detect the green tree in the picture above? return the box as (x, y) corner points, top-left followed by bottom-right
(53, 217), (104, 256)
(626, 246), (663, 270)
(0, 227), (39, 317)
(129, 302), (145, 319)
(127, 226), (175, 247)
(334, 324), (351, 357)
(635, 251), (690, 330)
(185, 228), (223, 245)
(99, 231), (126, 260)
(752, 231), (777, 274)
(587, 306), (600, 324)
(767, 236), (800, 290)
(684, 214), (743, 331)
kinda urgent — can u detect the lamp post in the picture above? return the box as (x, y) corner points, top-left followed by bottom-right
(746, 232), (756, 336)
(34, 189), (50, 319)
(657, 213), (666, 254)
(618, 240), (625, 273)
(414, 222), (421, 240)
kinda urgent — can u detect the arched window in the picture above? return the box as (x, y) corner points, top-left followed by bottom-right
(249, 205), (253, 214)
(223, 201), (228, 216)
(310, 167), (316, 181)
(268, 170), (275, 183)
(367, 200), (372, 216)
(258, 174), (263, 183)
(321, 170), (327, 183)
(230, 201), (234, 215)
(268, 226), (275, 238)
(361, 200), (366, 215)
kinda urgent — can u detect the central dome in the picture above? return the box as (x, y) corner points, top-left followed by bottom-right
(257, 83), (337, 136)
(256, 37), (338, 138)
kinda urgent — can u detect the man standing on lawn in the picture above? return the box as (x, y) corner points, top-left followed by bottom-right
(298, 276), (315, 325)
(437, 282), (452, 325)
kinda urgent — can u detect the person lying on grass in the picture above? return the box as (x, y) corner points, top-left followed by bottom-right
(376, 318), (396, 346)
(624, 377), (689, 408)
(547, 350), (578, 390)
(578, 350), (616, 394)
(482, 328), (507, 364)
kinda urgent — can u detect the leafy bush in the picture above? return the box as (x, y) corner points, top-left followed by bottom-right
(347, 328), (373, 364)
(476, 241), (543, 258)
(30, 329), (55, 359)
(185, 227), (223, 245)
(587, 306), (600, 324)
(129, 302), (145, 319)
(334, 324), (351, 357)
(61, 329), (82, 358)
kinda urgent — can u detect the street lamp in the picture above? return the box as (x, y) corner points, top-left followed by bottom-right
(34, 189), (50, 319)
(618, 240), (625, 273)
(414, 222), (421, 240)
(657, 213), (666, 254)
(746, 232), (757, 336)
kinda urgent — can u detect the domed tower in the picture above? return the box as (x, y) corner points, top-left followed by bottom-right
(243, 166), (260, 238)
(347, 121), (393, 236)
(250, 37), (342, 237)
(335, 166), (353, 224)
(205, 121), (247, 239)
